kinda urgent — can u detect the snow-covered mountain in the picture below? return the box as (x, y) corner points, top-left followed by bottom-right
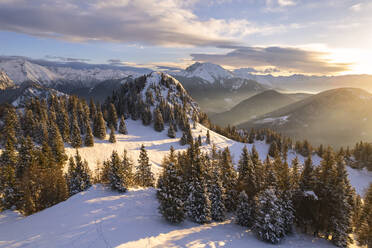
(0, 70), (14, 90)
(0, 58), (61, 85)
(174, 62), (234, 83)
(0, 81), (65, 107)
(0, 57), (148, 88)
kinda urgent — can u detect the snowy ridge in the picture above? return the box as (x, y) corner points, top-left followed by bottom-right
(0, 57), (144, 87)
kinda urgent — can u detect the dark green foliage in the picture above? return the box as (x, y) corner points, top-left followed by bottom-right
(180, 132), (187, 145)
(158, 147), (185, 223)
(167, 123), (176, 138)
(84, 124), (94, 147)
(109, 125), (116, 143)
(107, 150), (127, 192)
(66, 150), (92, 196)
(236, 190), (255, 227)
(70, 115), (82, 148)
(209, 166), (226, 221)
(154, 107), (164, 132)
(219, 147), (237, 212)
(206, 130), (211, 144)
(254, 187), (285, 244)
(119, 115), (128, 134)
(356, 183), (372, 247)
(107, 103), (118, 130)
(93, 109), (106, 140)
(135, 145), (155, 187)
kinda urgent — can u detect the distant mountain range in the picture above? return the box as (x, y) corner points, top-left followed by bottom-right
(210, 90), (311, 127)
(239, 88), (372, 147)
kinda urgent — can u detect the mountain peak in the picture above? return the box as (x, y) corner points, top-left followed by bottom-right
(182, 62), (233, 83)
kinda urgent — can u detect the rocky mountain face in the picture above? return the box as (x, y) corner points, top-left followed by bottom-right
(0, 70), (14, 90)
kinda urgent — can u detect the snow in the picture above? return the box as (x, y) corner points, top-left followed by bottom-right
(0, 58), (61, 84)
(0, 185), (338, 248)
(255, 115), (290, 125)
(65, 119), (371, 196)
(0, 58), (141, 86)
(176, 62), (233, 83)
(304, 191), (318, 200)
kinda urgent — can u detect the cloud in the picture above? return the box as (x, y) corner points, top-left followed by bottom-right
(0, 0), (271, 47)
(191, 46), (351, 74)
(45, 55), (90, 62)
(265, 0), (297, 12)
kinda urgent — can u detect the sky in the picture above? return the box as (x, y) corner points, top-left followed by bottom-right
(0, 0), (371, 75)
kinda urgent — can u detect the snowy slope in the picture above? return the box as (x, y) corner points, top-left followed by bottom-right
(0, 185), (338, 248)
(65, 119), (371, 196)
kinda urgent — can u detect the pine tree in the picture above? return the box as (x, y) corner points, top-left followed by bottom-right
(158, 148), (185, 223)
(142, 106), (152, 126)
(253, 187), (285, 244)
(135, 145), (155, 187)
(16, 136), (34, 179)
(186, 178), (212, 224)
(180, 131), (187, 145)
(109, 125), (116, 143)
(66, 150), (92, 196)
(84, 123), (94, 147)
(121, 149), (134, 187)
(119, 115), (128, 134)
(237, 146), (257, 197)
(70, 116), (82, 148)
(330, 156), (353, 247)
(206, 130), (211, 144)
(357, 183), (372, 247)
(0, 163), (18, 210)
(107, 103), (118, 130)
(94, 109), (106, 139)
(209, 166), (226, 221)
(154, 108), (164, 132)
(219, 147), (237, 211)
(49, 121), (67, 165)
(269, 141), (279, 157)
(108, 150), (127, 192)
(167, 123), (176, 138)
(236, 190), (255, 227)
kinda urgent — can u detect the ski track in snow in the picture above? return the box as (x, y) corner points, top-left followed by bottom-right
(0, 185), (338, 248)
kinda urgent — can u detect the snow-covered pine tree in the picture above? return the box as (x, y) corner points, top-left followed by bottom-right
(48, 120), (67, 165)
(94, 108), (106, 139)
(158, 147), (185, 223)
(0, 162), (18, 210)
(268, 141), (279, 157)
(135, 145), (155, 187)
(119, 115), (128, 134)
(107, 103), (118, 130)
(356, 183), (372, 247)
(109, 125), (116, 143)
(219, 147), (238, 211)
(154, 107), (164, 132)
(84, 123), (94, 147)
(236, 190), (255, 227)
(330, 156), (353, 248)
(253, 187), (285, 244)
(108, 150), (127, 192)
(70, 114), (82, 148)
(209, 166), (226, 221)
(237, 146), (257, 197)
(167, 123), (176, 138)
(180, 131), (187, 145)
(121, 149), (134, 187)
(16, 136), (34, 179)
(141, 106), (152, 126)
(67, 150), (92, 196)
